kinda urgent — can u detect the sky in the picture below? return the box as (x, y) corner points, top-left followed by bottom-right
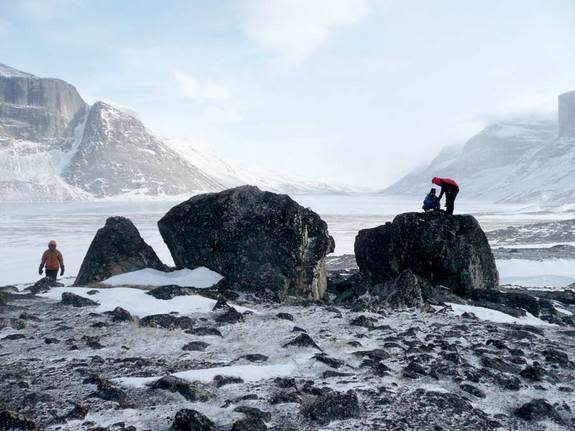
(1, 0), (574, 188)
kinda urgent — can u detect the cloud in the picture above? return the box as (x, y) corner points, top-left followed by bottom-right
(171, 70), (230, 101)
(0, 18), (13, 32)
(235, 0), (371, 65)
(17, 0), (79, 19)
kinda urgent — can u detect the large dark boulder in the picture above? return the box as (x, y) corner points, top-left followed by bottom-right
(158, 186), (334, 301)
(75, 216), (166, 285)
(355, 212), (498, 299)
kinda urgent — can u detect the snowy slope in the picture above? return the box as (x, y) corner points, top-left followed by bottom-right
(166, 138), (359, 195)
(383, 119), (558, 202)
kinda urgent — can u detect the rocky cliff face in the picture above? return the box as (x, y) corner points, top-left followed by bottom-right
(559, 90), (575, 138)
(0, 63), (223, 200)
(0, 63), (86, 144)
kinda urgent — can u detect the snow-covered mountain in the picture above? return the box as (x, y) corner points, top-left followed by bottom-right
(0, 62), (351, 201)
(384, 91), (575, 205)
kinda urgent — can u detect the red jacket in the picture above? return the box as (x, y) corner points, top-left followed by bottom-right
(432, 177), (459, 199)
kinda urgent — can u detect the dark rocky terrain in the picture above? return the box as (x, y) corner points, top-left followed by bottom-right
(1, 281), (574, 430)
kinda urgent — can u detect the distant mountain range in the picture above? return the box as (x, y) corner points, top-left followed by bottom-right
(384, 90), (575, 205)
(0, 62), (353, 201)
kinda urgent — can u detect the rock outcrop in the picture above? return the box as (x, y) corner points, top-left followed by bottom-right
(158, 186), (335, 301)
(75, 216), (165, 285)
(350, 211), (498, 306)
(559, 90), (575, 138)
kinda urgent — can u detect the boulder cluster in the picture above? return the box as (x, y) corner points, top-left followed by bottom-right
(75, 186), (335, 301)
(72, 185), (502, 308)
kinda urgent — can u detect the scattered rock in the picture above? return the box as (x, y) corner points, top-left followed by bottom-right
(481, 356), (520, 374)
(75, 216), (166, 285)
(61, 292), (99, 307)
(214, 306), (244, 324)
(314, 353), (344, 369)
(0, 410), (37, 430)
(185, 326), (223, 337)
(106, 307), (136, 323)
(149, 376), (209, 402)
(514, 399), (565, 424)
(158, 186), (335, 301)
(276, 312), (294, 321)
(234, 406), (272, 422)
(352, 349), (390, 361)
(283, 333), (321, 350)
(140, 314), (194, 330)
(520, 365), (546, 381)
(92, 378), (127, 405)
(239, 354), (268, 363)
(1, 333), (26, 341)
(460, 383), (486, 398)
(182, 341), (209, 351)
(43, 337), (60, 344)
(147, 285), (196, 300)
(26, 277), (63, 294)
(542, 348), (569, 366)
(349, 315), (377, 328)
(231, 417), (267, 431)
(170, 409), (215, 431)
(213, 375), (244, 387)
(302, 390), (360, 425)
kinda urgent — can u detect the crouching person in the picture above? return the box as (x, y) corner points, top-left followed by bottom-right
(422, 188), (441, 212)
(39, 240), (65, 280)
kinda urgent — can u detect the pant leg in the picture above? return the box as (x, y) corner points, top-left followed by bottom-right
(446, 192), (455, 215)
(45, 269), (58, 280)
(446, 190), (458, 215)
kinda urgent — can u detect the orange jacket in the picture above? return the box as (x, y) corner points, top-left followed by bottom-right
(42, 249), (64, 270)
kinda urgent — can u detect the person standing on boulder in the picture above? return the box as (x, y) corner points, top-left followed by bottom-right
(39, 240), (65, 280)
(432, 177), (459, 215)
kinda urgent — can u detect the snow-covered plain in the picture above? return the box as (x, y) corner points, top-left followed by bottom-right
(3, 195), (575, 287)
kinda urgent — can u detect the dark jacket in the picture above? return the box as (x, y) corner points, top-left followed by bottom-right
(422, 193), (440, 211)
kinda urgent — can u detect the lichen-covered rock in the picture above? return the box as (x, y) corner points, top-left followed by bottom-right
(75, 216), (166, 285)
(171, 408), (215, 431)
(61, 292), (99, 307)
(302, 390), (360, 425)
(0, 410), (38, 430)
(354, 211), (498, 298)
(158, 186), (334, 301)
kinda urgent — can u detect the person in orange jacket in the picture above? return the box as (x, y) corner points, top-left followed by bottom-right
(39, 240), (65, 280)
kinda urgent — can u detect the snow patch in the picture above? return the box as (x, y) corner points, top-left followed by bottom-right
(102, 267), (223, 288)
(38, 286), (251, 317)
(447, 303), (555, 326)
(497, 258), (575, 287)
(114, 362), (298, 388)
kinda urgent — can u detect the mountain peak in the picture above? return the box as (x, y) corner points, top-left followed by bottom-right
(0, 62), (36, 78)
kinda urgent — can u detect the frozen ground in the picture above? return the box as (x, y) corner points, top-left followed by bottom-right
(1, 284), (574, 430)
(3, 195), (575, 286)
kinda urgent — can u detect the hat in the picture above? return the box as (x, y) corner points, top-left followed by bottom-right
(48, 240), (57, 247)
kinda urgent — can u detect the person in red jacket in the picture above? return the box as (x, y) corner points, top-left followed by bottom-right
(432, 177), (459, 215)
(39, 240), (65, 280)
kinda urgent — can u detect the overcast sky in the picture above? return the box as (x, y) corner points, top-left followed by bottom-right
(1, 0), (574, 188)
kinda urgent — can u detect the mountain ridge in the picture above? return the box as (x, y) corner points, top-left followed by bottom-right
(0, 62), (353, 201)
(384, 91), (575, 205)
